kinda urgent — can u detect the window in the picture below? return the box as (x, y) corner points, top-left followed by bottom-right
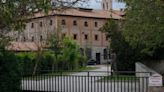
(40, 36), (43, 41)
(23, 37), (26, 42)
(73, 20), (77, 26)
(40, 22), (42, 27)
(50, 20), (53, 25)
(95, 22), (98, 27)
(104, 49), (108, 59)
(62, 33), (66, 38)
(32, 36), (34, 42)
(95, 35), (98, 41)
(16, 38), (18, 41)
(61, 19), (66, 25)
(84, 21), (88, 27)
(31, 23), (34, 28)
(106, 36), (108, 41)
(52, 2), (55, 6)
(73, 34), (77, 40)
(84, 34), (88, 40)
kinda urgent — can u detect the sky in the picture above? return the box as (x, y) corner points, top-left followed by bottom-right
(80, 0), (126, 10)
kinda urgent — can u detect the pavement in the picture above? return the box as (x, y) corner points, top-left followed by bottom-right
(71, 65), (111, 76)
(21, 65), (148, 92)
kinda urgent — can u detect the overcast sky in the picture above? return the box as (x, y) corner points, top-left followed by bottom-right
(80, 0), (126, 10)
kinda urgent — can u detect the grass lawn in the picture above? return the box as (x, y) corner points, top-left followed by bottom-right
(98, 75), (139, 82)
(23, 66), (99, 80)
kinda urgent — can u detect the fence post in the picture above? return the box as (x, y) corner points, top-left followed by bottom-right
(87, 72), (90, 77)
(87, 72), (90, 92)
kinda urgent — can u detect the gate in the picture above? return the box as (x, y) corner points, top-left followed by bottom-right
(22, 71), (150, 92)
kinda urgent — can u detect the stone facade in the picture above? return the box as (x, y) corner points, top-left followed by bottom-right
(11, 8), (122, 64)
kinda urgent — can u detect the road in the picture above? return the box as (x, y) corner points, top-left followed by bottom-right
(71, 65), (112, 76)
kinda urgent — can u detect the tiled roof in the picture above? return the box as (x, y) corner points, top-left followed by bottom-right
(33, 8), (123, 19)
(7, 42), (39, 51)
(112, 10), (125, 16)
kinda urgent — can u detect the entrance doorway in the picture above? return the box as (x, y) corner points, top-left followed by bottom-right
(96, 53), (101, 64)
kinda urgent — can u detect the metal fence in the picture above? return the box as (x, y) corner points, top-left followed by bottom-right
(21, 71), (150, 92)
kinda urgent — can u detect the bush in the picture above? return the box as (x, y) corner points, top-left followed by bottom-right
(16, 48), (87, 75)
(16, 52), (36, 75)
(0, 51), (21, 92)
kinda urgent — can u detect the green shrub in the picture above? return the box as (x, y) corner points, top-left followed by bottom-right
(16, 49), (87, 75)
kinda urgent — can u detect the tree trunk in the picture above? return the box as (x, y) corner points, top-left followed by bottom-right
(33, 48), (42, 75)
(33, 57), (40, 75)
(52, 54), (58, 73)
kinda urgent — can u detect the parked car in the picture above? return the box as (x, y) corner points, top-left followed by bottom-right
(107, 59), (112, 64)
(87, 59), (97, 65)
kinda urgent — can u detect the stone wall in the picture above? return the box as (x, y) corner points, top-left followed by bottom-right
(136, 62), (163, 77)
(136, 62), (163, 92)
(136, 62), (151, 77)
(144, 60), (164, 79)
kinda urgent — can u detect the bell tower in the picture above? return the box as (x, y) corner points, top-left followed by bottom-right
(102, 0), (112, 11)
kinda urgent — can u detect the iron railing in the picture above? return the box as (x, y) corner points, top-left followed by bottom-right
(21, 71), (150, 92)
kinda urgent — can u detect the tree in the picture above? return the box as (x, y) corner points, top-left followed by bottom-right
(0, 0), (86, 91)
(122, 0), (164, 57)
(48, 31), (63, 72)
(100, 19), (142, 72)
(48, 30), (85, 71)
(0, 0), (87, 32)
(60, 37), (83, 70)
